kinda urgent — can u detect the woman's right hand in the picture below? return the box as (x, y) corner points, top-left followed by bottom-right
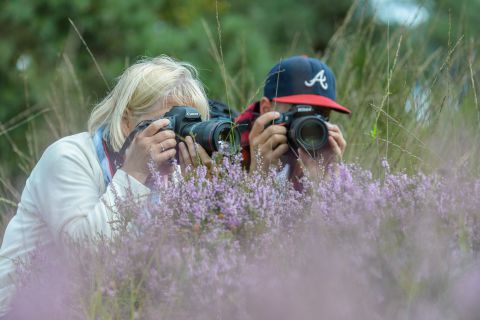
(121, 119), (177, 184)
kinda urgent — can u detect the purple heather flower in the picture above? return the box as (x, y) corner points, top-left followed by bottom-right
(6, 156), (480, 320)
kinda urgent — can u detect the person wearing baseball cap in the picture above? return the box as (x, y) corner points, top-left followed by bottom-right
(235, 55), (350, 181)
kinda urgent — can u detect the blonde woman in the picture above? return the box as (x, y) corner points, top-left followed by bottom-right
(0, 55), (211, 316)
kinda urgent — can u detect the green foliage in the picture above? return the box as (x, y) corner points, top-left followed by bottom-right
(316, 1), (480, 177)
(426, 0), (480, 49)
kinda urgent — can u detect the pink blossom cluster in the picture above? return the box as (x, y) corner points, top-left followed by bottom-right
(8, 158), (480, 320)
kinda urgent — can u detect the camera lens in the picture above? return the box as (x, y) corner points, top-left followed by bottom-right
(290, 116), (328, 153)
(300, 121), (323, 145)
(181, 120), (240, 155)
(214, 125), (239, 155)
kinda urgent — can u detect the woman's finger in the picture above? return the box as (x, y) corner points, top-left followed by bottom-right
(140, 119), (171, 137)
(195, 143), (213, 168)
(152, 148), (177, 164)
(149, 129), (176, 143)
(179, 141), (192, 168)
(185, 136), (200, 165)
(156, 138), (177, 151)
(149, 138), (177, 164)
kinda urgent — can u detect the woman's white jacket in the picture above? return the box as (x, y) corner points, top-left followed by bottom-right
(0, 132), (149, 315)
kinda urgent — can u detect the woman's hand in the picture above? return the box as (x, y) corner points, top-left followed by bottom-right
(122, 119), (177, 184)
(178, 135), (212, 174)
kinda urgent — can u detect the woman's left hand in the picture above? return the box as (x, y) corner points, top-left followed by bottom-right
(178, 136), (213, 174)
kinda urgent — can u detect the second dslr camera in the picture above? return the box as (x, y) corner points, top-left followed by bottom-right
(270, 104), (330, 154)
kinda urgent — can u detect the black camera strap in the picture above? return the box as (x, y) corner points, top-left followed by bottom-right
(112, 130), (137, 170)
(113, 120), (154, 169)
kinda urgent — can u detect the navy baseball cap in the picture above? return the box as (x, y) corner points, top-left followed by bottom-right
(263, 55), (351, 114)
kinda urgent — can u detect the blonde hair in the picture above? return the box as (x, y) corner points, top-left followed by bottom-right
(88, 55), (209, 151)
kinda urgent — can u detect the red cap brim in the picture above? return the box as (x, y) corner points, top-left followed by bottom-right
(273, 94), (351, 114)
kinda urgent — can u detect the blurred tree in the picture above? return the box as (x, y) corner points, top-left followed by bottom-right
(427, 0), (480, 49)
(228, 0), (353, 54)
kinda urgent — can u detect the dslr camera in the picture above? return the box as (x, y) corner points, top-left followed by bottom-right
(120, 106), (240, 160)
(270, 104), (329, 153)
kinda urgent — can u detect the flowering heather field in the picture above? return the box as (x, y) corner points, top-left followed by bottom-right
(6, 155), (480, 320)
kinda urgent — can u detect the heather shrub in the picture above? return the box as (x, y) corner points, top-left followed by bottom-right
(8, 157), (480, 319)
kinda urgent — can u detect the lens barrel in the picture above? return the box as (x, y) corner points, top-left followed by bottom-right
(181, 120), (240, 155)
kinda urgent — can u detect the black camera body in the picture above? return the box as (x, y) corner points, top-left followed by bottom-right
(271, 104), (329, 154)
(120, 106), (240, 160)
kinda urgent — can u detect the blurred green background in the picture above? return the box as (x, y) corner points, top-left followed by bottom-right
(1, 0), (480, 218)
(0, 0), (352, 178)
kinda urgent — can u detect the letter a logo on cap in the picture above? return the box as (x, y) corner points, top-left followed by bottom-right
(305, 69), (328, 90)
